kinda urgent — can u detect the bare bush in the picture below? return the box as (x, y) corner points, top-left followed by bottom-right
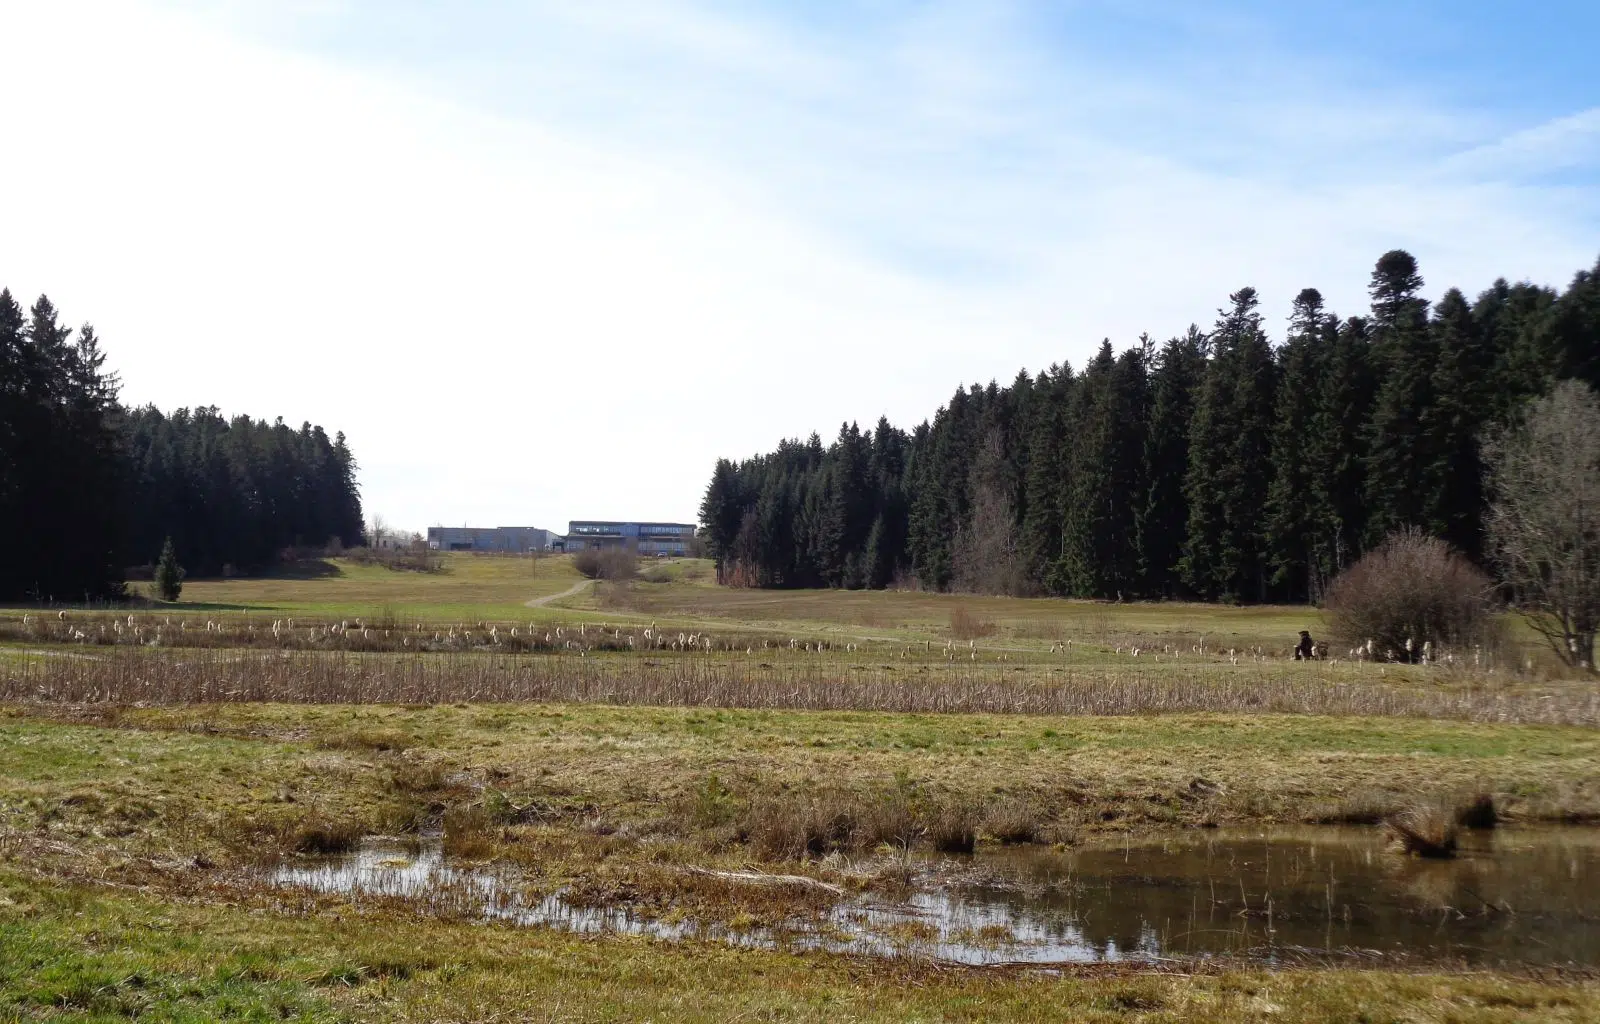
(573, 546), (638, 581)
(1323, 529), (1498, 661)
(344, 546), (443, 573)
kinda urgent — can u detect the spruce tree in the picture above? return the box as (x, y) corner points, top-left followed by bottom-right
(1056, 343), (1116, 596)
(155, 537), (185, 601)
(1363, 250), (1437, 544)
(1265, 289), (1334, 600)
(1058, 342), (1148, 597)
(1019, 365), (1073, 593)
(1305, 316), (1374, 587)
(698, 458), (744, 569)
(1182, 287), (1277, 601)
(1139, 327), (1206, 596)
(1541, 258), (1600, 392)
(1426, 287), (1496, 556)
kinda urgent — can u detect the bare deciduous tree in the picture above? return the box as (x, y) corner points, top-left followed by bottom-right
(1483, 381), (1600, 672)
(951, 429), (1031, 596)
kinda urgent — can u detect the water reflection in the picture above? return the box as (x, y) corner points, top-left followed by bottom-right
(266, 827), (1599, 966)
(921, 827), (1600, 965)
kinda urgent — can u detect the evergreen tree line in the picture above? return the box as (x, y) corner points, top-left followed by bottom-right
(700, 251), (1600, 603)
(0, 288), (364, 601)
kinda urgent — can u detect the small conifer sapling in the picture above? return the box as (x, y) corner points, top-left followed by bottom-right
(154, 537), (185, 602)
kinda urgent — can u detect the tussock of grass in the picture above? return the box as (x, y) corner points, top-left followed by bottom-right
(320, 726), (410, 752)
(1457, 792), (1499, 829)
(738, 788), (915, 860)
(983, 797), (1043, 845)
(278, 810), (363, 855)
(1306, 789), (1400, 825)
(442, 805), (498, 859)
(1386, 801), (1460, 858)
(926, 803), (978, 853)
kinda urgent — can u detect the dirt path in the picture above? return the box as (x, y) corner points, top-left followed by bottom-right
(525, 578), (594, 609)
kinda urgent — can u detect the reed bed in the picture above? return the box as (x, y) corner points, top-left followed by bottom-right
(3, 648), (1597, 726)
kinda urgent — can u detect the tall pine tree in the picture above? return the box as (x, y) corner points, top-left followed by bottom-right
(1265, 288), (1335, 600)
(1139, 327), (1206, 596)
(1182, 288), (1277, 601)
(1364, 250), (1437, 544)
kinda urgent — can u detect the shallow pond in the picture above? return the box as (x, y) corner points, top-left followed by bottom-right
(267, 826), (1599, 966)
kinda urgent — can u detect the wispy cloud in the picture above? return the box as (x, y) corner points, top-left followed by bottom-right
(1442, 107), (1600, 180)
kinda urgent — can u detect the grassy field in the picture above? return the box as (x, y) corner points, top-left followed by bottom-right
(19, 553), (1325, 648)
(1, 553), (1597, 1020)
(158, 553), (588, 621)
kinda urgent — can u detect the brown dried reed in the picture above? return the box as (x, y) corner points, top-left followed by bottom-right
(4, 649), (1597, 726)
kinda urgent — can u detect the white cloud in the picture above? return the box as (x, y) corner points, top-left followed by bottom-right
(1441, 107), (1600, 180)
(1, 1), (1594, 533)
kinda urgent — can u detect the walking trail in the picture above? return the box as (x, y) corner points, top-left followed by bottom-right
(525, 578), (594, 609)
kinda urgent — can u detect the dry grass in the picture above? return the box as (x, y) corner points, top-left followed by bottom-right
(1457, 792), (1499, 829)
(1386, 800), (1460, 858)
(737, 786), (920, 859)
(6, 647), (1598, 726)
(925, 802), (978, 853)
(320, 726), (410, 752)
(983, 797), (1043, 845)
(948, 605), (997, 641)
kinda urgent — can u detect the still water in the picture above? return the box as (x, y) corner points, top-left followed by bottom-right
(267, 827), (1598, 966)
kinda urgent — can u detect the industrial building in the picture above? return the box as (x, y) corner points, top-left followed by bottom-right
(426, 526), (559, 553)
(562, 521), (696, 556)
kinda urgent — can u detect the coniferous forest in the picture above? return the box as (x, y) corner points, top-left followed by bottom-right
(0, 288), (364, 602)
(700, 251), (1600, 603)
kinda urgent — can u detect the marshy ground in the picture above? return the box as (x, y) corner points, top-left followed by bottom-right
(2, 554), (1598, 1021)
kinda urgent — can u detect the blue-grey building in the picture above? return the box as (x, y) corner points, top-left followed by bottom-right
(426, 526), (557, 553)
(562, 521), (696, 556)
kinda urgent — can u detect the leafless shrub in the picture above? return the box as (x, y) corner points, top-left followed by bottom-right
(574, 546), (638, 581)
(344, 546), (443, 573)
(1324, 528), (1499, 661)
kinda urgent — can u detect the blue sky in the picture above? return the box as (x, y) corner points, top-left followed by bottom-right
(2, 1), (1596, 532)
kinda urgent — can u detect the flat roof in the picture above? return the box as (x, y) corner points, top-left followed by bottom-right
(567, 521), (694, 527)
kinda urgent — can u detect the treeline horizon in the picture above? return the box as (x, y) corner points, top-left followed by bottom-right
(700, 250), (1600, 603)
(0, 287), (364, 602)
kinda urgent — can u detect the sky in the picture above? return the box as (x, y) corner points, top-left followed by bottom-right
(2, 1), (1597, 535)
